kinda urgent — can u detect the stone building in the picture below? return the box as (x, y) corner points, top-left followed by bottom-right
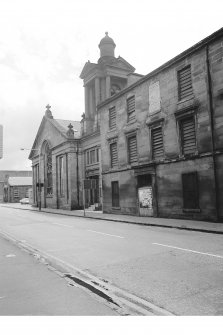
(30, 29), (223, 222)
(98, 28), (223, 222)
(4, 176), (32, 203)
(0, 170), (32, 202)
(29, 33), (138, 211)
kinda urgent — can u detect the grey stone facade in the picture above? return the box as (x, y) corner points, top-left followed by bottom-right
(30, 29), (223, 222)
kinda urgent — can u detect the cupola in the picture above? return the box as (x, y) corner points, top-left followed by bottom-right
(98, 32), (116, 58)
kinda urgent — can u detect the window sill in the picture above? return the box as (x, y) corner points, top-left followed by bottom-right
(183, 208), (201, 213)
(112, 207), (121, 210)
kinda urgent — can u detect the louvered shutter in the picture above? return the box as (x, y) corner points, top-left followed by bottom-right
(109, 107), (116, 129)
(178, 66), (193, 100)
(128, 135), (137, 163)
(182, 172), (199, 209)
(180, 116), (196, 155)
(112, 181), (120, 207)
(127, 96), (136, 122)
(110, 142), (118, 167)
(151, 127), (164, 159)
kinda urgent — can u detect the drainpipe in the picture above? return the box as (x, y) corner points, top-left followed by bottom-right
(76, 140), (80, 207)
(206, 44), (219, 221)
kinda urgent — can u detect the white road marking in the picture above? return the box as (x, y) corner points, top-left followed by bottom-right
(6, 254), (16, 258)
(153, 243), (223, 259)
(49, 222), (72, 228)
(87, 230), (124, 239)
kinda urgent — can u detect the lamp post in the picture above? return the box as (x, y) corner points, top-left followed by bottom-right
(21, 147), (41, 211)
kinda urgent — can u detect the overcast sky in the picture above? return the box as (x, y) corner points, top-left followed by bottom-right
(0, 0), (222, 170)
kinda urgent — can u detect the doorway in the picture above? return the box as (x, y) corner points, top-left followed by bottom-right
(137, 174), (153, 217)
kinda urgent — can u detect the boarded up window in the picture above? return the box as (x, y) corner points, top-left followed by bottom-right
(151, 127), (164, 159)
(110, 142), (118, 167)
(182, 172), (199, 209)
(178, 66), (193, 100)
(127, 96), (136, 122)
(128, 135), (137, 163)
(112, 181), (120, 207)
(109, 107), (116, 129)
(180, 116), (196, 155)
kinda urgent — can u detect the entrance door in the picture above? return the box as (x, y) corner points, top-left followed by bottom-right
(138, 186), (153, 216)
(137, 174), (153, 217)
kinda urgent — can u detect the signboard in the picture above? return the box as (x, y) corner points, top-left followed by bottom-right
(138, 187), (153, 209)
(138, 186), (153, 217)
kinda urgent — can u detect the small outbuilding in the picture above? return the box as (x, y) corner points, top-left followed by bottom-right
(4, 177), (32, 203)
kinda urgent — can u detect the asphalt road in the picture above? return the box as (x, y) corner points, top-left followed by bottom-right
(0, 206), (223, 315)
(0, 233), (119, 315)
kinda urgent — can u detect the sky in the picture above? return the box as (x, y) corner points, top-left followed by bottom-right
(0, 0), (222, 170)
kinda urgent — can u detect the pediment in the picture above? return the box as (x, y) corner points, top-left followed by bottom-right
(28, 116), (67, 159)
(80, 62), (97, 79)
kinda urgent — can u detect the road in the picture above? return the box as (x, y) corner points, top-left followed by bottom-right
(0, 205), (223, 315)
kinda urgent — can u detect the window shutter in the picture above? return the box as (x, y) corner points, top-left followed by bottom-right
(112, 181), (120, 207)
(178, 66), (193, 100)
(128, 135), (137, 163)
(182, 172), (199, 209)
(110, 142), (118, 167)
(180, 116), (196, 155)
(109, 107), (116, 129)
(127, 96), (136, 122)
(151, 127), (164, 159)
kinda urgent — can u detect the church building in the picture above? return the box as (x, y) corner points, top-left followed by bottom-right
(30, 28), (223, 222)
(29, 32), (139, 210)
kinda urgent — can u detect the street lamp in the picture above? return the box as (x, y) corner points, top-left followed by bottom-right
(20, 147), (42, 211)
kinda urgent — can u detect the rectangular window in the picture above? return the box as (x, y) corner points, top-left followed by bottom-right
(182, 172), (199, 209)
(112, 181), (120, 207)
(59, 156), (64, 196)
(127, 96), (136, 122)
(96, 148), (99, 162)
(13, 188), (19, 198)
(128, 135), (137, 163)
(151, 127), (164, 160)
(90, 150), (95, 164)
(110, 142), (118, 168)
(86, 151), (90, 165)
(109, 107), (116, 129)
(180, 116), (196, 155)
(178, 65), (193, 101)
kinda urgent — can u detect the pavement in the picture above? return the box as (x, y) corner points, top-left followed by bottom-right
(1, 202), (223, 234)
(0, 234), (118, 316)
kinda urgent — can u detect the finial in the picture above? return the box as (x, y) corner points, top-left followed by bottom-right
(67, 123), (74, 138)
(105, 32), (108, 36)
(45, 104), (53, 119)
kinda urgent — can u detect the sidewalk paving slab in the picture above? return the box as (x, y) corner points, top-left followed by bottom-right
(1, 203), (223, 234)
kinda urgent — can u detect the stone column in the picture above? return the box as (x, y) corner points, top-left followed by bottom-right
(84, 86), (89, 118)
(95, 77), (100, 105)
(106, 75), (111, 99)
(95, 77), (100, 128)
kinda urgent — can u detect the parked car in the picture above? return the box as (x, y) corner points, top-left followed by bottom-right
(20, 198), (29, 204)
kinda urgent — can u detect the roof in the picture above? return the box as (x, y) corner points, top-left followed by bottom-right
(53, 119), (81, 138)
(98, 26), (223, 109)
(8, 177), (32, 186)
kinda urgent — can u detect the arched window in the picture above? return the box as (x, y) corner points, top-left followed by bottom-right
(44, 142), (53, 196)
